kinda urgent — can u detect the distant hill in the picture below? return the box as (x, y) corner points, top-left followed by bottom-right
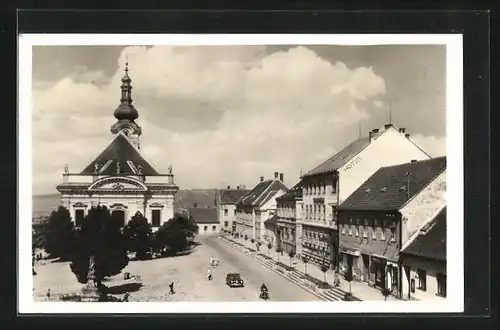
(32, 189), (217, 218)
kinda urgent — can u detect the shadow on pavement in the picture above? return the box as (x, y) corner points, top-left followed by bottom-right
(104, 282), (143, 294)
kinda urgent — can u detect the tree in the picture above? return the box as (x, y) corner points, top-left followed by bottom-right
(152, 215), (198, 254)
(302, 256), (309, 275)
(69, 205), (129, 287)
(320, 263), (329, 284)
(123, 212), (152, 260)
(43, 206), (75, 260)
(344, 264), (353, 294)
(267, 243), (272, 256)
(276, 246), (283, 263)
(288, 250), (296, 267)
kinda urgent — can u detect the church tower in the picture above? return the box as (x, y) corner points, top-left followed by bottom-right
(110, 62), (142, 150)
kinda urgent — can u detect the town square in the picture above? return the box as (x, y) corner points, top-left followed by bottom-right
(29, 41), (448, 304)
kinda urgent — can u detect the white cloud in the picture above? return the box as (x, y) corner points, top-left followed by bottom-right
(31, 45), (406, 194)
(410, 134), (446, 157)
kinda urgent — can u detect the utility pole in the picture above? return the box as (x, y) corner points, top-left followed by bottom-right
(405, 172), (411, 200)
(388, 99), (392, 125)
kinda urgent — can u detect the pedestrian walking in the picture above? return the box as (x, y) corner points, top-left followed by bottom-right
(169, 282), (175, 294)
(46, 289), (51, 301)
(122, 292), (130, 302)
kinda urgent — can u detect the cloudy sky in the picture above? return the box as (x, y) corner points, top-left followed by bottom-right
(31, 44), (446, 195)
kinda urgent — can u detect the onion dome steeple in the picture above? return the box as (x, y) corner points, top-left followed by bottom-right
(113, 62), (139, 121)
(110, 61), (142, 150)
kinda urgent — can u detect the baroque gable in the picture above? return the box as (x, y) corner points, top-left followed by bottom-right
(88, 176), (148, 192)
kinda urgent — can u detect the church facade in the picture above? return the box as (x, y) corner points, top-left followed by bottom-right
(56, 63), (179, 228)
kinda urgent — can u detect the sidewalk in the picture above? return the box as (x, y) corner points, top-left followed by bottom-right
(228, 234), (398, 301)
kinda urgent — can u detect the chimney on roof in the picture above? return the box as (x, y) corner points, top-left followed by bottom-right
(260, 176), (264, 182)
(411, 159), (417, 163)
(372, 128), (379, 133)
(384, 124), (392, 130)
(405, 133), (410, 139)
(193, 203), (197, 208)
(227, 185), (230, 189)
(368, 131), (373, 141)
(236, 185), (240, 190)
(399, 127), (406, 133)
(279, 173), (284, 182)
(274, 172), (279, 179)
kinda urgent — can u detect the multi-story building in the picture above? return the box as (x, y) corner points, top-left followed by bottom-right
(235, 172), (288, 241)
(188, 207), (220, 236)
(338, 157), (446, 298)
(275, 180), (303, 255)
(300, 124), (431, 268)
(215, 186), (249, 232)
(400, 206), (446, 301)
(56, 63), (179, 229)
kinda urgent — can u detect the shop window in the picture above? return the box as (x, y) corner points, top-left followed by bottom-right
(417, 269), (427, 291)
(436, 273), (446, 297)
(224, 209), (228, 216)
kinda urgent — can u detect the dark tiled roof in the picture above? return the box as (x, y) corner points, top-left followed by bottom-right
(304, 131), (384, 177)
(339, 157), (446, 211)
(401, 207), (446, 261)
(277, 181), (303, 202)
(238, 180), (288, 207)
(264, 214), (278, 226)
(189, 207), (218, 224)
(81, 134), (159, 175)
(219, 189), (249, 205)
(254, 180), (289, 205)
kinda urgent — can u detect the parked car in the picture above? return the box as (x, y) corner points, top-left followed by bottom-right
(226, 273), (244, 288)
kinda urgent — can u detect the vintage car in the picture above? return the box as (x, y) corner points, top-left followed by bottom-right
(225, 273), (244, 288)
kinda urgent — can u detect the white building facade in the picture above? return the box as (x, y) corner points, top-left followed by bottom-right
(300, 124), (431, 268)
(56, 63), (179, 228)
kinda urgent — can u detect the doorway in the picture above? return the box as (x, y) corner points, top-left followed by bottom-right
(362, 254), (370, 282)
(111, 210), (126, 227)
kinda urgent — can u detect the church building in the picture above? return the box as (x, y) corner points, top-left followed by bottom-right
(56, 63), (179, 228)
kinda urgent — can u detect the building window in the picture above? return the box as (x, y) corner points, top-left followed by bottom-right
(224, 221), (228, 227)
(75, 209), (85, 227)
(152, 209), (161, 227)
(322, 183), (326, 194)
(341, 224), (346, 235)
(417, 269), (427, 291)
(204, 225), (208, 232)
(224, 209), (228, 216)
(212, 225), (216, 231)
(332, 180), (337, 193)
(436, 273), (446, 297)
(381, 220), (386, 240)
(322, 205), (326, 220)
(348, 217), (353, 235)
(390, 227), (396, 242)
(233, 209), (236, 215)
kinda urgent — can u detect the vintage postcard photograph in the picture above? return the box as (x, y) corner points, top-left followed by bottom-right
(18, 34), (463, 314)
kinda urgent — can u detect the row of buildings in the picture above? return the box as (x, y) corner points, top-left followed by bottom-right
(219, 124), (446, 301)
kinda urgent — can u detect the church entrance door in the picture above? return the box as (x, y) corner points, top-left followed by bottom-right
(111, 210), (126, 227)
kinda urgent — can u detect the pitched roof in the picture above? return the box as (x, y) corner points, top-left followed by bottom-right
(264, 214), (278, 226)
(80, 133), (159, 176)
(218, 189), (249, 205)
(189, 207), (218, 224)
(304, 131), (385, 177)
(238, 180), (288, 207)
(276, 180), (303, 202)
(401, 207), (446, 261)
(339, 157), (447, 211)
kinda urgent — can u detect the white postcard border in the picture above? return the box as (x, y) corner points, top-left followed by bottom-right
(18, 34), (463, 314)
